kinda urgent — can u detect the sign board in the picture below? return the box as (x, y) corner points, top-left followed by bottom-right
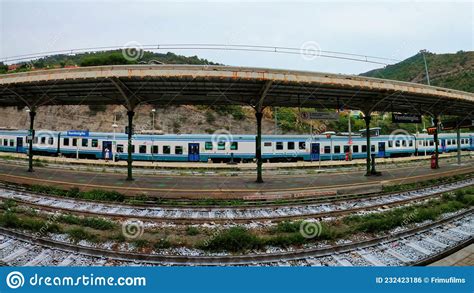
(427, 127), (437, 135)
(441, 119), (474, 131)
(301, 112), (339, 120)
(67, 130), (89, 137)
(392, 113), (422, 123)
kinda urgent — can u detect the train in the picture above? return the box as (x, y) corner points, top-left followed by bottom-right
(0, 129), (472, 163)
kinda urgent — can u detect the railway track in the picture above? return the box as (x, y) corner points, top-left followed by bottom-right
(0, 209), (472, 266)
(1, 179), (472, 223)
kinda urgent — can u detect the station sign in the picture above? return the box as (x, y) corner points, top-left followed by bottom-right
(301, 112), (339, 121)
(392, 113), (422, 123)
(67, 130), (90, 137)
(441, 119), (474, 130)
(427, 127), (437, 135)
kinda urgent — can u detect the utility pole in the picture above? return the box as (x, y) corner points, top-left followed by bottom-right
(421, 49), (431, 86)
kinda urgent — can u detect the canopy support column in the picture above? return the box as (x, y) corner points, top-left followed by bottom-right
(255, 110), (263, 183)
(433, 116), (440, 169)
(126, 110), (135, 181)
(364, 113), (372, 176)
(27, 109), (36, 172)
(457, 125), (461, 165)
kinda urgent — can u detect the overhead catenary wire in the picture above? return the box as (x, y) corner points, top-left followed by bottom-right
(0, 43), (401, 66)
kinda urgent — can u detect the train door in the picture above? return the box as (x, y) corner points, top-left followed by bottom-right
(188, 143), (200, 162)
(378, 142), (385, 157)
(310, 143), (320, 161)
(102, 141), (112, 160)
(440, 139), (446, 153)
(16, 137), (24, 153)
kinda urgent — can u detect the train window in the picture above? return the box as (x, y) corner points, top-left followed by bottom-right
(205, 142), (213, 150)
(34, 137), (38, 144)
(72, 138), (77, 147)
(371, 145), (375, 152)
(92, 139), (98, 147)
(344, 145), (350, 153)
(452, 139), (456, 145)
(175, 146), (183, 154)
(218, 142), (226, 150)
(82, 139), (88, 147)
(362, 145), (367, 152)
(353, 145), (359, 153)
(324, 146), (331, 154)
(264, 142), (272, 147)
(2, 139), (6, 146)
(117, 145), (124, 153)
(299, 142), (306, 150)
(388, 141), (393, 147)
(152, 146), (159, 154)
(430, 141), (434, 146)
(402, 140), (406, 147)
(63, 138), (69, 146)
(131, 145), (136, 153)
(409, 141), (413, 147)
(230, 142), (238, 150)
(395, 140), (400, 147)
(41, 137), (46, 144)
(287, 142), (295, 150)
(48, 137), (54, 145)
(139, 145), (147, 154)
(276, 142), (283, 150)
(10, 140), (14, 147)
(334, 146), (340, 153)
(163, 145), (171, 154)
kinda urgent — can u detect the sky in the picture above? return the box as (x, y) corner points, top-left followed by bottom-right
(0, 0), (472, 75)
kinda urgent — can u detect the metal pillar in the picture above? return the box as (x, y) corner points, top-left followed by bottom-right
(126, 110), (135, 181)
(433, 116), (440, 169)
(28, 110), (36, 172)
(364, 114), (372, 176)
(457, 125), (461, 165)
(255, 110), (263, 183)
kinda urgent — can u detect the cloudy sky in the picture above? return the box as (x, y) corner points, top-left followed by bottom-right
(0, 0), (472, 74)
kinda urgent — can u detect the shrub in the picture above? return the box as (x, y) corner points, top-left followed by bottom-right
(67, 228), (97, 243)
(186, 226), (200, 236)
(201, 227), (263, 252)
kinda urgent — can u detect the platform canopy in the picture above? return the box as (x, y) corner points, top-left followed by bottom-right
(0, 65), (473, 116)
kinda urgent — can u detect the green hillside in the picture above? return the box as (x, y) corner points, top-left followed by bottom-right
(362, 50), (474, 93)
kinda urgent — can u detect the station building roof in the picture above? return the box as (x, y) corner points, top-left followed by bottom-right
(0, 65), (473, 117)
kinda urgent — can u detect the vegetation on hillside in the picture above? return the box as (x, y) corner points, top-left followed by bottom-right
(362, 50), (473, 93)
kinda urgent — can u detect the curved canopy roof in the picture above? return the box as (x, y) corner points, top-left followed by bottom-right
(0, 65), (473, 116)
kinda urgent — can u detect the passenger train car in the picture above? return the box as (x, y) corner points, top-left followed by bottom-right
(0, 129), (472, 163)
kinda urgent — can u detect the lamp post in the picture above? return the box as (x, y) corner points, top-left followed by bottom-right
(151, 109), (156, 130)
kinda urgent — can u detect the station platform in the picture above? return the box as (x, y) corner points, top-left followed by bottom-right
(0, 151), (471, 170)
(0, 159), (472, 199)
